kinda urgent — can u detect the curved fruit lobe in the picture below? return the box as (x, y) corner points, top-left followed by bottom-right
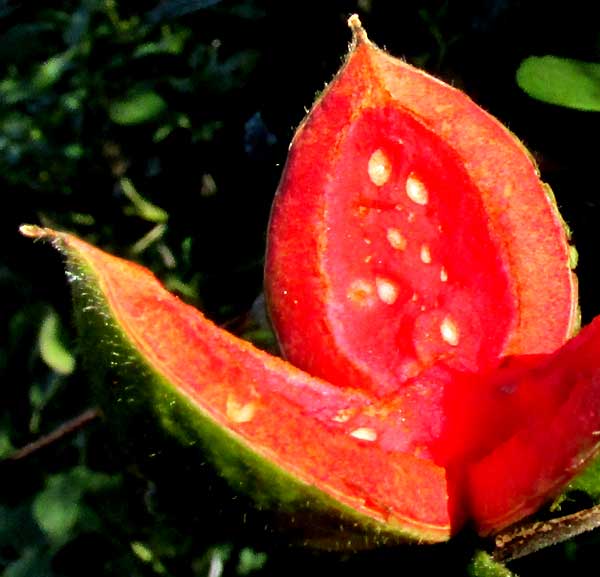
(265, 16), (578, 402)
(18, 220), (600, 544)
(468, 316), (600, 534)
(20, 225), (456, 546)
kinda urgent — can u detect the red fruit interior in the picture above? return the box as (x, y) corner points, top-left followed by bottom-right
(324, 107), (514, 397)
(267, 104), (568, 471)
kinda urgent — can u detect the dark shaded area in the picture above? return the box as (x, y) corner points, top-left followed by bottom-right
(1, 1), (599, 575)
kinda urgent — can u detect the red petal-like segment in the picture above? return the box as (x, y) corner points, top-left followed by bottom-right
(469, 317), (600, 534)
(28, 226), (454, 542)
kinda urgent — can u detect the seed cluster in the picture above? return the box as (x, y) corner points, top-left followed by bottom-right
(346, 149), (461, 353)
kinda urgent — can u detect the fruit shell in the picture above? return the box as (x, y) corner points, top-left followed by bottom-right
(21, 226), (454, 548)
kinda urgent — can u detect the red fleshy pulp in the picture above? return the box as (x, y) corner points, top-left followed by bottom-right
(25, 226), (455, 542)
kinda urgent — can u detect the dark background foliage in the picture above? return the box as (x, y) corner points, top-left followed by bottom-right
(1, 1), (600, 575)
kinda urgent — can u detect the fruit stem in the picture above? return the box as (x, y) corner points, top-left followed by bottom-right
(492, 504), (600, 562)
(347, 14), (369, 46)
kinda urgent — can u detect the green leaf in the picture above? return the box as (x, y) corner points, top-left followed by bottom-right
(134, 28), (191, 57)
(109, 91), (167, 125)
(236, 547), (267, 575)
(32, 467), (119, 545)
(38, 309), (75, 375)
(3, 546), (53, 577)
(130, 541), (168, 573)
(32, 50), (74, 91)
(120, 178), (169, 223)
(130, 541), (154, 563)
(32, 475), (81, 544)
(565, 454), (600, 500)
(516, 56), (600, 111)
(0, 428), (14, 458)
(153, 124), (174, 142)
(64, 143), (84, 159)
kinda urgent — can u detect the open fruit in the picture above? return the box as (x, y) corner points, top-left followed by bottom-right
(265, 16), (578, 400)
(20, 16), (600, 548)
(264, 14), (586, 529)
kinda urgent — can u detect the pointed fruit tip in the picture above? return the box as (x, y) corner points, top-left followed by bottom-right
(347, 14), (369, 45)
(19, 224), (50, 239)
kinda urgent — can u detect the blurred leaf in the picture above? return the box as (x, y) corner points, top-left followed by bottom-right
(134, 27), (191, 57)
(130, 541), (167, 574)
(194, 545), (232, 577)
(517, 56), (600, 111)
(120, 178), (169, 223)
(0, 76), (28, 106)
(211, 50), (259, 92)
(241, 328), (277, 351)
(147, 0), (222, 23)
(0, 505), (38, 551)
(153, 124), (174, 142)
(69, 212), (96, 226)
(32, 467), (119, 545)
(32, 50), (74, 91)
(192, 120), (223, 142)
(33, 477), (80, 544)
(109, 91), (167, 125)
(468, 551), (516, 577)
(0, 428), (14, 458)
(3, 546), (53, 577)
(236, 547), (267, 575)
(150, 112), (189, 141)
(244, 112), (276, 160)
(227, 4), (266, 19)
(63, 143), (84, 159)
(28, 375), (63, 434)
(130, 224), (168, 255)
(164, 273), (201, 301)
(131, 541), (154, 563)
(64, 5), (92, 46)
(565, 454), (600, 500)
(38, 310), (75, 376)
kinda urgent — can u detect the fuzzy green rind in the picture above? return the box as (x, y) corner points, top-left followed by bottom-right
(23, 226), (448, 549)
(468, 551), (516, 577)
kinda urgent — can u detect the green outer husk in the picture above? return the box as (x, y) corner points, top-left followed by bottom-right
(46, 231), (445, 549)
